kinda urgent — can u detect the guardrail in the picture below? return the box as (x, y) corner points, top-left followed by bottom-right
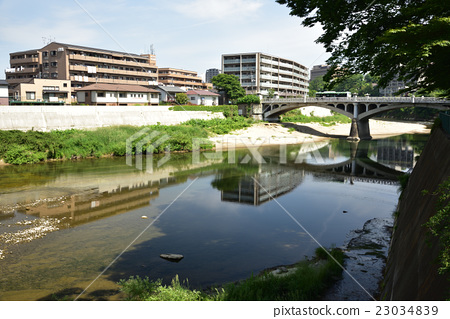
(262, 96), (450, 104)
(440, 111), (450, 134)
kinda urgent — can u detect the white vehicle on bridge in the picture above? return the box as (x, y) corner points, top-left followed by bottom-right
(316, 91), (352, 98)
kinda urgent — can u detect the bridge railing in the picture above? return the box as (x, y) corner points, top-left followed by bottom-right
(262, 96), (450, 104)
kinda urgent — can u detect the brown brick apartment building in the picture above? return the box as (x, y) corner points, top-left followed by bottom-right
(5, 42), (158, 99)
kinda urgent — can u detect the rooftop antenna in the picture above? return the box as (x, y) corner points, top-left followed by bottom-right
(150, 44), (155, 55)
(42, 36), (55, 45)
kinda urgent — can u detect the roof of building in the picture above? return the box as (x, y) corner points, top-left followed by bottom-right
(186, 90), (220, 96)
(76, 83), (159, 93)
(10, 42), (148, 60)
(156, 85), (186, 93)
(50, 42), (147, 59)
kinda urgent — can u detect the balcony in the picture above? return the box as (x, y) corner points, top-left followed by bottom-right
(223, 67), (241, 72)
(5, 67), (39, 74)
(10, 57), (39, 64)
(223, 58), (241, 64)
(70, 65), (156, 78)
(69, 54), (154, 69)
(71, 76), (151, 86)
(159, 79), (204, 87)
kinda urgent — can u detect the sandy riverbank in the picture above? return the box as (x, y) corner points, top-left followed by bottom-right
(210, 119), (430, 148)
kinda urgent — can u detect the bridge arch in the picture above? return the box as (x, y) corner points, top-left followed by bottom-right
(357, 104), (450, 121)
(263, 103), (353, 119)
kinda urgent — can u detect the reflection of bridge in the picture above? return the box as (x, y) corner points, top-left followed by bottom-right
(221, 166), (305, 206)
(258, 96), (450, 140)
(221, 141), (409, 206)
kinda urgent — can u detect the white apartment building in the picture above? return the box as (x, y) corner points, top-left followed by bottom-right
(221, 52), (309, 98)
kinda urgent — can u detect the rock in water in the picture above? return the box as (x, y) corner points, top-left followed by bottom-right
(160, 253), (184, 262)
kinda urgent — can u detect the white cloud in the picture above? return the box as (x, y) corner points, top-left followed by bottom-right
(173, 0), (264, 20)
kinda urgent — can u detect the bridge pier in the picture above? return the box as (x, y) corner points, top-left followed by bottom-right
(347, 118), (372, 140)
(357, 118), (371, 140)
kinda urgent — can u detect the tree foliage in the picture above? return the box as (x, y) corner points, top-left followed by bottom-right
(236, 95), (261, 105)
(211, 74), (246, 102)
(309, 75), (379, 96)
(175, 93), (189, 105)
(277, 0), (450, 97)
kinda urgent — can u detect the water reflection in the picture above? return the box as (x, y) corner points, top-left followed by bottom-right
(0, 134), (428, 300)
(216, 136), (424, 206)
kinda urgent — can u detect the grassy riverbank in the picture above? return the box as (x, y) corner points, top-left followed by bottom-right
(118, 247), (344, 301)
(0, 116), (254, 165)
(281, 110), (352, 126)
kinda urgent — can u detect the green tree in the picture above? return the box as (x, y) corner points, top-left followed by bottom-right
(277, 0), (450, 97)
(308, 76), (325, 96)
(175, 93), (189, 105)
(211, 74), (246, 103)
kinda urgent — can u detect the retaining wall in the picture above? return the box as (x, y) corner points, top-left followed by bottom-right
(382, 127), (450, 300)
(0, 105), (224, 131)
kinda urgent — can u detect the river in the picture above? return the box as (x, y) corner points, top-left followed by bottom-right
(0, 134), (428, 300)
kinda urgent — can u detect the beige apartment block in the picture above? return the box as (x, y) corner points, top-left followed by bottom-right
(158, 68), (212, 90)
(222, 52), (309, 98)
(10, 78), (71, 104)
(6, 42), (158, 99)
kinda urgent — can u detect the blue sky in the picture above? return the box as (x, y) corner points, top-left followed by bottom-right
(0, 0), (329, 79)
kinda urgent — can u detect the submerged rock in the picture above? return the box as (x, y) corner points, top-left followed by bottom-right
(160, 253), (184, 262)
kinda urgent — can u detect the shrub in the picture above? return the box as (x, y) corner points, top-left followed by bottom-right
(118, 275), (215, 301)
(5, 144), (47, 164)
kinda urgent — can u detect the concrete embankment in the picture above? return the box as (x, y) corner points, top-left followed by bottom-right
(382, 127), (450, 300)
(0, 105), (224, 131)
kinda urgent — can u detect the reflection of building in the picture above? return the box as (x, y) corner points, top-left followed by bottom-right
(221, 52), (309, 98)
(376, 139), (415, 171)
(221, 166), (305, 206)
(23, 181), (162, 225)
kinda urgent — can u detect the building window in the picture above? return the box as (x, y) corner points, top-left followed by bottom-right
(63, 83), (68, 87)
(42, 51), (48, 57)
(43, 63), (49, 68)
(97, 92), (105, 97)
(190, 97), (195, 101)
(51, 73), (58, 78)
(119, 93), (125, 98)
(26, 91), (36, 100)
(50, 51), (57, 56)
(51, 62), (57, 67)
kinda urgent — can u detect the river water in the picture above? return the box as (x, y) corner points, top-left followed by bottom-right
(0, 134), (428, 300)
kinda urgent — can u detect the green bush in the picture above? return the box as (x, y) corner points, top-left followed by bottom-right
(223, 248), (344, 301)
(169, 105), (237, 113)
(119, 275), (217, 301)
(281, 110), (351, 124)
(0, 117), (252, 165)
(5, 144), (47, 164)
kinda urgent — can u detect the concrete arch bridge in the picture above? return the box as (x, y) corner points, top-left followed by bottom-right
(258, 96), (450, 140)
